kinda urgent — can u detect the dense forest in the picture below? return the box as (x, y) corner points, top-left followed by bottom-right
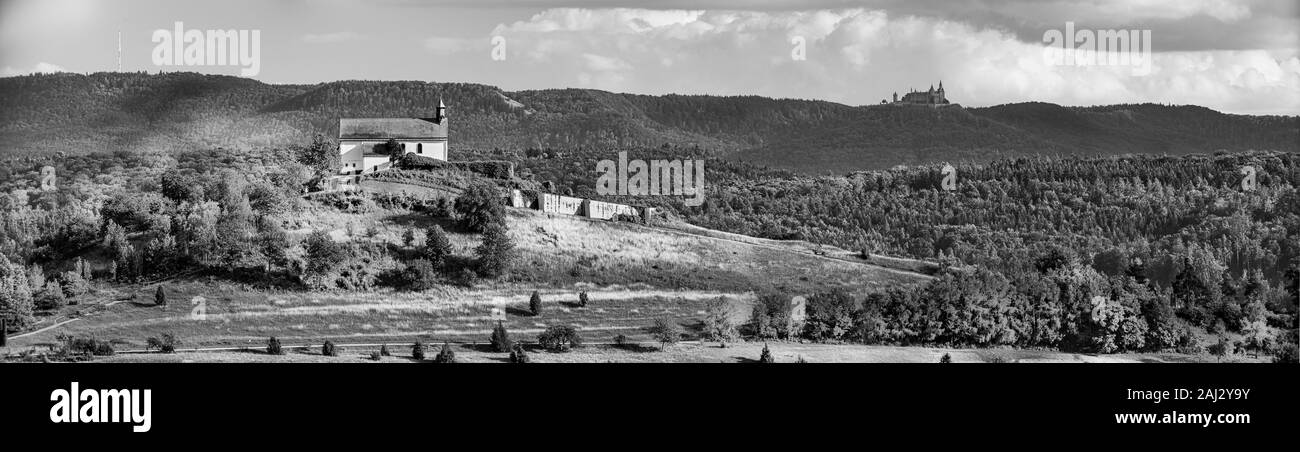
(3, 72), (1295, 173)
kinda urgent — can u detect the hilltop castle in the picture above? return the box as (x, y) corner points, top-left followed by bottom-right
(887, 81), (950, 106)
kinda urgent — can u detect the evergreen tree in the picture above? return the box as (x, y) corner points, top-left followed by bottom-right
(411, 341), (426, 360)
(475, 222), (515, 278)
(529, 291), (542, 316)
(422, 225), (453, 267)
(155, 285), (167, 307)
(490, 321), (513, 352)
(759, 343), (774, 363)
(435, 342), (456, 363)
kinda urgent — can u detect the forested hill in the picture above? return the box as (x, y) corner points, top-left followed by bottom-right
(1, 72), (1295, 173)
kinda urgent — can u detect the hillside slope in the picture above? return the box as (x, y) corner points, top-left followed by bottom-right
(2, 72), (1295, 174)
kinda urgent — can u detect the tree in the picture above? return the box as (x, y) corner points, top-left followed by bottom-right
(529, 291), (543, 316)
(490, 321), (513, 352)
(648, 318), (683, 350)
(538, 325), (581, 352)
(155, 285), (167, 307)
(475, 222), (515, 278)
(1208, 336), (1230, 362)
(578, 291), (589, 307)
(295, 134), (340, 180)
(35, 281), (66, 310)
(434, 342), (456, 363)
(0, 253), (35, 332)
(702, 297), (738, 344)
(146, 333), (179, 353)
(402, 228), (416, 248)
(940, 353), (952, 363)
(421, 225), (452, 267)
(322, 340), (339, 357)
(759, 343), (774, 363)
(411, 341), (426, 360)
(454, 183), (504, 232)
(647, 318), (686, 350)
(61, 270), (89, 298)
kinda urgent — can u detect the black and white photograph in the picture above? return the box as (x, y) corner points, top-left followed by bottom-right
(0, 0), (1296, 439)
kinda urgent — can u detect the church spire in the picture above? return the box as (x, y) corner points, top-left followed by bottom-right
(435, 97), (447, 122)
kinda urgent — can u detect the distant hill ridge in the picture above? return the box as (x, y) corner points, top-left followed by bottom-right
(1, 72), (1295, 174)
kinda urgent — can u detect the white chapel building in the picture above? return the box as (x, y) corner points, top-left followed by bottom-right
(335, 100), (449, 185)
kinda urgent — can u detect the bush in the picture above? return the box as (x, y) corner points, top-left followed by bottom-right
(322, 340), (339, 357)
(490, 321), (513, 353)
(380, 344), (391, 356)
(453, 268), (477, 288)
(400, 259), (440, 291)
(509, 343), (530, 363)
(370, 351), (382, 361)
(1208, 336), (1230, 362)
(60, 270), (90, 298)
(759, 343), (774, 363)
(538, 325), (581, 352)
(578, 291), (589, 307)
(145, 333), (179, 353)
(56, 334), (114, 357)
(35, 281), (66, 310)
(940, 353), (952, 363)
(267, 337), (283, 355)
(454, 182), (505, 232)
(155, 285), (167, 307)
(614, 334), (630, 348)
(412, 341), (426, 360)
(529, 291), (543, 316)
(434, 342), (456, 363)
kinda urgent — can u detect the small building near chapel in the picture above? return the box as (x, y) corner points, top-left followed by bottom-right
(335, 99), (449, 185)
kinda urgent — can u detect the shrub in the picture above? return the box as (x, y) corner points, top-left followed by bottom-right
(759, 343), (774, 363)
(613, 334), (629, 348)
(538, 325), (581, 352)
(648, 318), (683, 350)
(322, 340), (339, 357)
(411, 341), (426, 360)
(940, 353), (952, 363)
(400, 259), (440, 291)
(509, 343), (530, 363)
(1208, 336), (1230, 362)
(454, 182), (505, 232)
(267, 337), (283, 355)
(490, 321), (513, 353)
(578, 291), (589, 307)
(453, 268), (477, 288)
(370, 351), (382, 361)
(145, 333), (179, 353)
(402, 228), (416, 247)
(434, 342), (456, 363)
(35, 281), (66, 310)
(56, 334), (114, 357)
(380, 344), (391, 356)
(155, 285), (167, 307)
(529, 291), (543, 316)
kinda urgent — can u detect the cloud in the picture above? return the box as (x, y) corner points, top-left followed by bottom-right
(485, 7), (1300, 114)
(302, 32), (367, 44)
(1, 62), (66, 76)
(423, 36), (477, 55)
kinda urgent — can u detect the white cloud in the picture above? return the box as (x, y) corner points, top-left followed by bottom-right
(488, 7), (1299, 114)
(1, 62), (66, 76)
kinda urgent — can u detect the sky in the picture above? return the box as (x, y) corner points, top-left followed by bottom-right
(1, 0), (1297, 114)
